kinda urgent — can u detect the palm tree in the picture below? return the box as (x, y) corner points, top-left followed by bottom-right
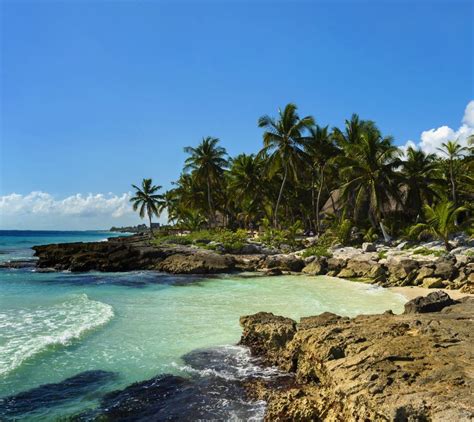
(258, 103), (314, 227)
(437, 140), (467, 205)
(304, 125), (340, 232)
(408, 201), (468, 251)
(337, 125), (401, 229)
(332, 113), (371, 149)
(227, 154), (266, 228)
(184, 137), (228, 227)
(401, 147), (443, 218)
(130, 178), (164, 235)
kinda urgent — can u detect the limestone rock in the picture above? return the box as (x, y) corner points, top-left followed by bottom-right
(241, 297), (474, 421)
(157, 251), (235, 274)
(239, 312), (296, 367)
(403, 290), (457, 314)
(263, 254), (305, 272)
(301, 259), (326, 275)
(422, 277), (446, 289)
(361, 242), (376, 252)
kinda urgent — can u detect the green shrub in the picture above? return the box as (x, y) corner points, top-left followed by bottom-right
(412, 247), (445, 257)
(301, 245), (332, 258)
(363, 227), (378, 242)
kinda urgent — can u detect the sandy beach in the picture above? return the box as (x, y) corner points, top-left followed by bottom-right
(389, 286), (473, 301)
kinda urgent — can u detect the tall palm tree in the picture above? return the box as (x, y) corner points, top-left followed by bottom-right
(130, 178), (164, 234)
(437, 140), (467, 205)
(227, 154), (266, 228)
(401, 147), (443, 218)
(304, 125), (340, 232)
(332, 113), (370, 149)
(337, 125), (401, 228)
(184, 137), (228, 227)
(258, 103), (314, 227)
(408, 201), (469, 251)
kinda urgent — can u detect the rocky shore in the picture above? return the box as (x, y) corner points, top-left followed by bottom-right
(21, 234), (474, 293)
(239, 291), (474, 421)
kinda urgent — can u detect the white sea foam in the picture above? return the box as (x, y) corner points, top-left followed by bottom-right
(0, 294), (114, 377)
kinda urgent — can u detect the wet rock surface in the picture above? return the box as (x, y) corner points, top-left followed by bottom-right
(74, 346), (281, 421)
(0, 370), (116, 418)
(240, 294), (474, 421)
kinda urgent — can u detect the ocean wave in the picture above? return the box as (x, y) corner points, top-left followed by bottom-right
(0, 294), (114, 377)
(173, 344), (285, 381)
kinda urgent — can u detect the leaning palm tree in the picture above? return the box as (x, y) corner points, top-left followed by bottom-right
(184, 137), (228, 227)
(408, 201), (469, 251)
(437, 140), (467, 205)
(258, 103), (314, 227)
(130, 178), (164, 234)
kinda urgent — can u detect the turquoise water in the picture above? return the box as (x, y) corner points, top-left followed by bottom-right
(0, 231), (407, 421)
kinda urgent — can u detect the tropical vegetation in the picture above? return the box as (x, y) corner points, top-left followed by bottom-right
(132, 104), (474, 250)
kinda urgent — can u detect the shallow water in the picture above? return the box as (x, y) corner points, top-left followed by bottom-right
(0, 231), (407, 421)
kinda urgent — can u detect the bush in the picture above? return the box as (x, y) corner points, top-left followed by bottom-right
(412, 247), (445, 257)
(301, 245), (332, 258)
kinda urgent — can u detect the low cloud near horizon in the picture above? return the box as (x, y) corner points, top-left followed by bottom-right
(0, 192), (151, 230)
(401, 100), (474, 155)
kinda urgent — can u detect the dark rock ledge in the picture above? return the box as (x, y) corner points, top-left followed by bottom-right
(239, 291), (474, 421)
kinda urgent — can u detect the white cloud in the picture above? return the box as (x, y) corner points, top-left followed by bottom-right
(401, 100), (474, 156)
(0, 191), (157, 230)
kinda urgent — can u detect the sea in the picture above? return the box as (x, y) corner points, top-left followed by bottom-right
(0, 230), (407, 421)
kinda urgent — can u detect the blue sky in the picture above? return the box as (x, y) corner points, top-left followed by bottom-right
(0, 0), (473, 229)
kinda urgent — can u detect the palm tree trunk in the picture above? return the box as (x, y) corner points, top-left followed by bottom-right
(315, 164), (325, 233)
(311, 171), (315, 231)
(148, 211), (153, 236)
(274, 166), (288, 228)
(206, 179), (214, 228)
(444, 238), (452, 251)
(449, 162), (456, 205)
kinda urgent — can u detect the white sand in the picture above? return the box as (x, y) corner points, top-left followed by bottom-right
(388, 286), (472, 301)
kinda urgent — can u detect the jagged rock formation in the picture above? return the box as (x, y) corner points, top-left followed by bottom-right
(239, 293), (474, 421)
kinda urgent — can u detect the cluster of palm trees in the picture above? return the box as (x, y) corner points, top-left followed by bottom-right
(131, 103), (474, 241)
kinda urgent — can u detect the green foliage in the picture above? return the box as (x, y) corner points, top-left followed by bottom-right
(259, 220), (304, 250)
(411, 247), (445, 257)
(154, 229), (248, 253)
(301, 245), (332, 258)
(363, 227), (378, 242)
(408, 201), (469, 250)
(136, 104), (474, 247)
(335, 218), (353, 246)
(377, 250), (387, 259)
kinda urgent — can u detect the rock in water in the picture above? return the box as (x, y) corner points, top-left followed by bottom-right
(0, 370), (116, 418)
(403, 290), (457, 314)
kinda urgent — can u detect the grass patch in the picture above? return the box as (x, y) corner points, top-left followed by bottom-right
(377, 250), (387, 259)
(301, 245), (333, 258)
(153, 229), (248, 253)
(412, 247), (445, 257)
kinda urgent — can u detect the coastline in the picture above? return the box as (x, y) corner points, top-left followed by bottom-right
(388, 285), (474, 300)
(22, 233), (474, 295)
(239, 292), (474, 421)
